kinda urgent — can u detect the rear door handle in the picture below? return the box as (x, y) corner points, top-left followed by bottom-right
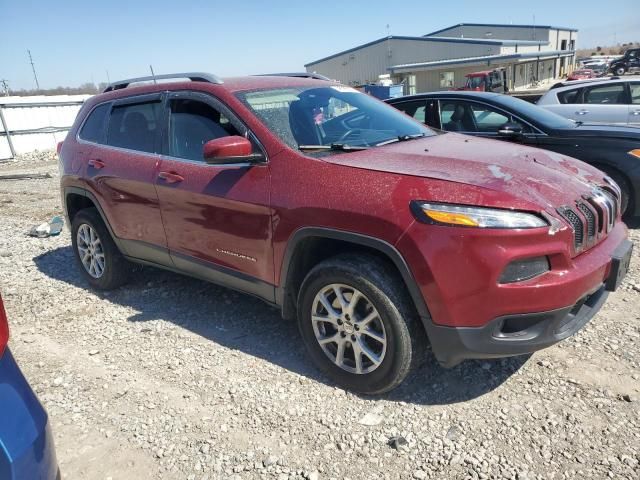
(158, 171), (184, 184)
(576, 110), (589, 115)
(88, 159), (105, 169)
(632, 110), (640, 116)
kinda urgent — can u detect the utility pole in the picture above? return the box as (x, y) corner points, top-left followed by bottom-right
(27, 50), (40, 90)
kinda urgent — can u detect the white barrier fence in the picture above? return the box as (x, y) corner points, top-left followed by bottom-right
(0, 95), (92, 160)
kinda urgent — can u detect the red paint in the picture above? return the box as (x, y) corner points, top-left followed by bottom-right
(60, 75), (628, 331)
(203, 136), (252, 160)
(567, 69), (596, 81)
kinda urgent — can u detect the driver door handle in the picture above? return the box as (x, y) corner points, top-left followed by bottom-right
(632, 110), (640, 116)
(576, 110), (589, 115)
(158, 171), (184, 184)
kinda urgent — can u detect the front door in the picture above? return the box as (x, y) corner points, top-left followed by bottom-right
(154, 91), (273, 299)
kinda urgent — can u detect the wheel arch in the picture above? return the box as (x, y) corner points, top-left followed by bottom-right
(64, 187), (123, 251)
(277, 227), (431, 323)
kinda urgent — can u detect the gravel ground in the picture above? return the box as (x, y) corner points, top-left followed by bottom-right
(0, 150), (639, 480)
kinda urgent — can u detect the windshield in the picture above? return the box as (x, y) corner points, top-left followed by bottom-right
(466, 76), (485, 89)
(236, 86), (433, 153)
(494, 95), (578, 129)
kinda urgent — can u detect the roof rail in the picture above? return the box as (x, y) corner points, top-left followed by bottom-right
(103, 72), (223, 93)
(255, 72), (331, 81)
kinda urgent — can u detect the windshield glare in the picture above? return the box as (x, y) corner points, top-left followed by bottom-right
(237, 86), (433, 152)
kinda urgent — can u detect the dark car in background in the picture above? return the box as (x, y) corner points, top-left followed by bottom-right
(0, 294), (59, 480)
(386, 91), (640, 217)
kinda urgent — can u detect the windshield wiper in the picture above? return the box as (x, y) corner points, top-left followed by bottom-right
(298, 143), (369, 151)
(376, 133), (426, 146)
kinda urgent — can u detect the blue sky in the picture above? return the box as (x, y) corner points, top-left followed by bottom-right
(1, 0), (637, 90)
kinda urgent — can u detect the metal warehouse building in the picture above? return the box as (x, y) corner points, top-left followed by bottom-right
(305, 23), (577, 93)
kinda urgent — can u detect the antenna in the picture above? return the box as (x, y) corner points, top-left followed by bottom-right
(106, 70), (111, 84)
(149, 65), (157, 84)
(27, 50), (40, 89)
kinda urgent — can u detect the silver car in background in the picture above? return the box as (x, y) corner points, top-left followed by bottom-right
(537, 77), (640, 125)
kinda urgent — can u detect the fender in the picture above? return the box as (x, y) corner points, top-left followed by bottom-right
(277, 227), (431, 321)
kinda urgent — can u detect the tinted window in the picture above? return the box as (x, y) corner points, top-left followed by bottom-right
(583, 84), (626, 104)
(493, 95), (577, 129)
(168, 99), (241, 161)
(393, 100), (426, 124)
(439, 100), (531, 133)
(106, 101), (161, 153)
(558, 89), (580, 104)
(79, 104), (109, 143)
(631, 83), (640, 104)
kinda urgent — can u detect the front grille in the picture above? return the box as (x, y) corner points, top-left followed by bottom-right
(577, 203), (596, 240)
(558, 187), (620, 254)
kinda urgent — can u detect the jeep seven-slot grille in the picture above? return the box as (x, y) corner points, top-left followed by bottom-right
(558, 188), (619, 253)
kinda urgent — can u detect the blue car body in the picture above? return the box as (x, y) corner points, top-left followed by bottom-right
(0, 348), (59, 480)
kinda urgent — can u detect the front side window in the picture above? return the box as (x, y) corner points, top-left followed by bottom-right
(106, 101), (161, 153)
(79, 103), (109, 143)
(168, 99), (241, 161)
(236, 86), (433, 154)
(583, 84), (626, 104)
(439, 101), (530, 133)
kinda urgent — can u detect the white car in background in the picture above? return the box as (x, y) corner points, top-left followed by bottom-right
(537, 77), (640, 125)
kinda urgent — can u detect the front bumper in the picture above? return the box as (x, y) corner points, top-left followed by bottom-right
(426, 283), (608, 367)
(0, 348), (59, 480)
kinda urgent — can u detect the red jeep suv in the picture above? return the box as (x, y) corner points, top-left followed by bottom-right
(59, 72), (632, 394)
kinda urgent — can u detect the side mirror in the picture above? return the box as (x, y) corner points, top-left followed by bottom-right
(203, 136), (263, 164)
(497, 122), (523, 138)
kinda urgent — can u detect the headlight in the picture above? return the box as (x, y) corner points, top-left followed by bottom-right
(412, 202), (548, 228)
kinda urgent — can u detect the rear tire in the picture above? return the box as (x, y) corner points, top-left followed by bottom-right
(613, 65), (627, 76)
(297, 253), (425, 394)
(71, 208), (131, 290)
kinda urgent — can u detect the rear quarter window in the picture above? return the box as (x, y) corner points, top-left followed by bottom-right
(78, 104), (110, 143)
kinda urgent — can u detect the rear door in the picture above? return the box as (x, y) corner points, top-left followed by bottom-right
(154, 91), (273, 296)
(81, 94), (170, 264)
(629, 82), (640, 124)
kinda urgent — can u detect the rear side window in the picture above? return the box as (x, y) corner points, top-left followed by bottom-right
(79, 104), (109, 143)
(558, 89), (580, 104)
(583, 84), (626, 104)
(393, 100), (426, 124)
(106, 101), (162, 153)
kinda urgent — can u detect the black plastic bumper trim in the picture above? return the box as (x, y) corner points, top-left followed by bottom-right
(425, 284), (608, 368)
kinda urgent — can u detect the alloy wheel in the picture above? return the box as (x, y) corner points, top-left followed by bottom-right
(311, 283), (387, 374)
(76, 224), (105, 278)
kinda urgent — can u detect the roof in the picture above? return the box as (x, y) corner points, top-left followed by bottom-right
(304, 35), (548, 67)
(92, 75), (334, 102)
(424, 22), (578, 37)
(388, 50), (575, 73)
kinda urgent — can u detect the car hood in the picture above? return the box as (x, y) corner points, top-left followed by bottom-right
(558, 123), (640, 140)
(322, 133), (606, 211)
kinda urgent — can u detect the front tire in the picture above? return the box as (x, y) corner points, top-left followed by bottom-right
(71, 208), (131, 290)
(613, 65), (627, 76)
(297, 254), (425, 394)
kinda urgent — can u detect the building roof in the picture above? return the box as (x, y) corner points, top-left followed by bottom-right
(388, 50), (576, 73)
(424, 22), (578, 37)
(305, 35), (549, 67)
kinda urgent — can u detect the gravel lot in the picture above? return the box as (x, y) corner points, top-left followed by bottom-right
(1, 150), (639, 480)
